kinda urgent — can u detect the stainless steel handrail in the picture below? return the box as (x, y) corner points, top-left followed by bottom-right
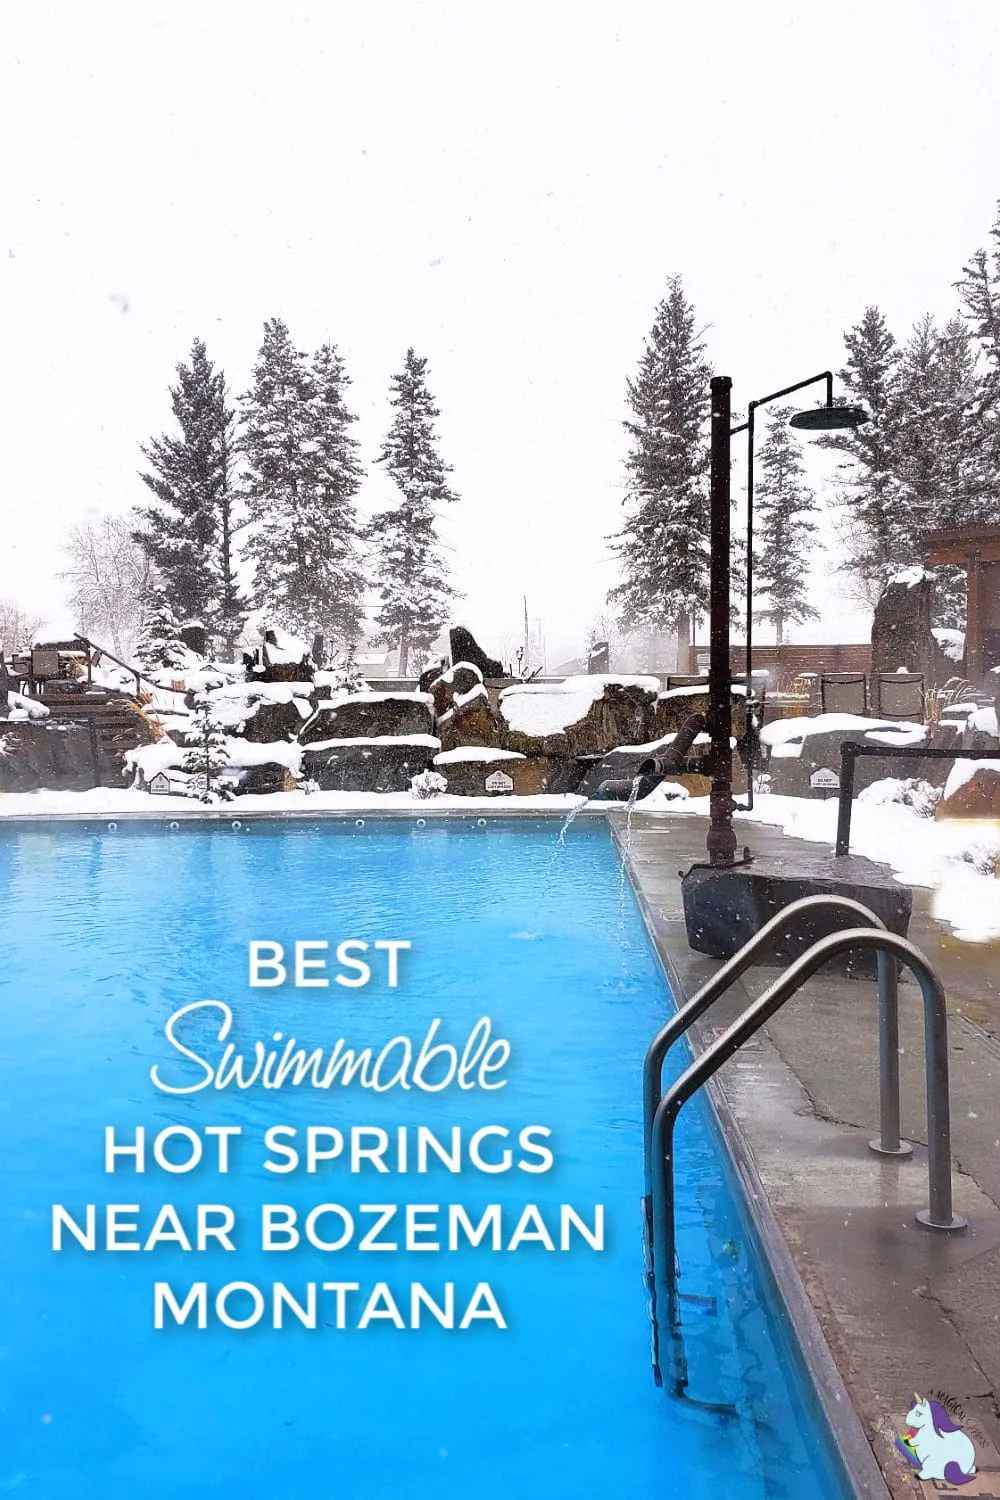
(642, 896), (907, 1293)
(651, 926), (966, 1399)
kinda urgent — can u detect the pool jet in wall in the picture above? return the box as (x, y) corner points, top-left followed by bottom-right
(590, 714), (706, 802)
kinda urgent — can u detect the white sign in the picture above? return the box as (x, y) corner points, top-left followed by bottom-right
(485, 770), (515, 793)
(148, 772), (173, 795)
(810, 767), (840, 789)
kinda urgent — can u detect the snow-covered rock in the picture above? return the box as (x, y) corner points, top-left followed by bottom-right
(500, 675), (659, 756)
(3, 690), (49, 721)
(931, 628), (965, 664)
(301, 691), (436, 744)
(937, 759), (1000, 817)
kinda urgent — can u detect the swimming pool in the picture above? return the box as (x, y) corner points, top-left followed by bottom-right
(1, 818), (854, 1498)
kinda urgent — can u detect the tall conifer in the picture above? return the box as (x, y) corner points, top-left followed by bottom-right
(136, 338), (244, 651)
(609, 277), (711, 655)
(753, 407), (819, 645)
(241, 320), (365, 657)
(370, 349), (459, 676)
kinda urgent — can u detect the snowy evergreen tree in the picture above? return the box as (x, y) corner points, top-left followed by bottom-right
(307, 342), (366, 655)
(135, 338), (244, 652)
(182, 698), (231, 803)
(956, 204), (1000, 522)
(241, 321), (365, 659)
(609, 276), (711, 655)
(133, 584), (189, 672)
(752, 407), (819, 645)
(817, 307), (904, 604)
(957, 201), (1000, 394)
(370, 348), (460, 676)
(890, 316), (992, 626)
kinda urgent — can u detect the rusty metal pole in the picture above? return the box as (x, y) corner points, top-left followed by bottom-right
(707, 376), (737, 867)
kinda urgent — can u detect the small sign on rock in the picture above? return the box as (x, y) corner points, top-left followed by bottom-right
(809, 767), (840, 790)
(485, 770), (514, 793)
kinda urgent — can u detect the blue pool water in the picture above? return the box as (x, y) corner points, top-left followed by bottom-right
(0, 819), (851, 1499)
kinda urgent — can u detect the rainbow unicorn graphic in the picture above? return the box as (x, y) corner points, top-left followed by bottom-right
(895, 1395), (977, 1485)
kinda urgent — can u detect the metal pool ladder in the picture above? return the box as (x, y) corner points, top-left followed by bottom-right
(641, 895), (967, 1404)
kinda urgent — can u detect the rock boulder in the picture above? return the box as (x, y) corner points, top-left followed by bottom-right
(300, 692), (435, 744)
(432, 750), (558, 796)
(302, 738), (439, 792)
(936, 762), (1000, 818)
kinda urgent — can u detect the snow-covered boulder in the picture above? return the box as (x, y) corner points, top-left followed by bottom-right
(499, 675), (659, 757)
(936, 760), (1000, 819)
(247, 627), (315, 684)
(650, 683), (747, 741)
(961, 703), (1000, 759)
(301, 736), (439, 792)
(427, 661), (484, 717)
(432, 745), (560, 796)
(762, 713), (929, 796)
(438, 683), (502, 752)
(3, 690), (50, 722)
(871, 571), (959, 684)
(300, 691), (436, 744)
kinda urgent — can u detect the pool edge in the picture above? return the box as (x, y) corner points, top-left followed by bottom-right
(613, 819), (893, 1500)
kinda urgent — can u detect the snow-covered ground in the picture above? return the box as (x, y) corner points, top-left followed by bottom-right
(641, 781), (1000, 944)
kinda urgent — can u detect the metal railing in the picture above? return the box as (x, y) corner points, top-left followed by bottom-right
(72, 634), (188, 704)
(641, 895), (905, 1394)
(646, 923), (965, 1399)
(835, 740), (989, 856)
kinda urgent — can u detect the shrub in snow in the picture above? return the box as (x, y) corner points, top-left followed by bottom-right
(181, 699), (231, 802)
(960, 838), (999, 877)
(858, 777), (941, 818)
(411, 769), (448, 799)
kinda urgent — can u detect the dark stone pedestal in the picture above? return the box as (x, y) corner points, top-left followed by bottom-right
(680, 853), (912, 979)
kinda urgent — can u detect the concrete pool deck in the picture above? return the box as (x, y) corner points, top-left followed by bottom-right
(616, 810), (1000, 1499)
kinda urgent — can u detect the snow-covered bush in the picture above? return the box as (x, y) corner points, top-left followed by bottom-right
(959, 838), (999, 877)
(182, 699), (231, 802)
(858, 777), (941, 818)
(411, 769), (447, 799)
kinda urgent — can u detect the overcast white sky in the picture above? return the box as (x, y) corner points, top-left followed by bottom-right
(2, 1), (999, 665)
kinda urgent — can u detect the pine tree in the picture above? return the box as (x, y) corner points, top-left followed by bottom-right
(957, 201), (1000, 393)
(370, 348), (460, 676)
(890, 316), (991, 627)
(609, 276), (711, 654)
(241, 321), (365, 659)
(134, 584), (189, 673)
(752, 407), (819, 645)
(135, 338), (244, 652)
(817, 307), (903, 604)
(307, 342), (366, 656)
(956, 205), (1000, 526)
(182, 699), (231, 802)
